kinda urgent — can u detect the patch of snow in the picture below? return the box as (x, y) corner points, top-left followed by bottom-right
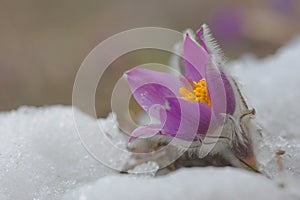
(229, 37), (300, 178)
(63, 167), (294, 200)
(128, 161), (159, 176)
(0, 106), (119, 200)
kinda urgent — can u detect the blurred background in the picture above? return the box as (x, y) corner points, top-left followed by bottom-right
(1, 0), (300, 117)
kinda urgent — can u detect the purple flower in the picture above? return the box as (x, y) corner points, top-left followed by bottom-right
(126, 25), (236, 142)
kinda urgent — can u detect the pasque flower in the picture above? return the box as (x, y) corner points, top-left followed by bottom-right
(126, 25), (236, 142)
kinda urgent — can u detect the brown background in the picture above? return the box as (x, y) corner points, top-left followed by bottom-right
(0, 0), (299, 117)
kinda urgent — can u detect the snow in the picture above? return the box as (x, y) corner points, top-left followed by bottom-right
(127, 162), (160, 176)
(0, 106), (117, 200)
(62, 167), (293, 200)
(1, 37), (300, 199)
(229, 37), (300, 178)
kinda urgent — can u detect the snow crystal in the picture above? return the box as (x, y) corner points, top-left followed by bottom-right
(127, 161), (159, 176)
(0, 106), (122, 200)
(63, 167), (294, 200)
(229, 37), (300, 178)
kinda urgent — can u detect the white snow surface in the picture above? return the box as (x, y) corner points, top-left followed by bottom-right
(0, 106), (117, 199)
(1, 37), (300, 199)
(230, 37), (300, 178)
(62, 167), (293, 200)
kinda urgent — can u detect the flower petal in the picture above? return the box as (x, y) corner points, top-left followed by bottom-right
(205, 61), (235, 115)
(129, 124), (162, 142)
(161, 97), (212, 141)
(196, 27), (209, 53)
(221, 72), (236, 115)
(183, 34), (209, 81)
(126, 68), (181, 117)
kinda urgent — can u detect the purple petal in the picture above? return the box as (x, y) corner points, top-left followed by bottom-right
(129, 124), (162, 142)
(183, 34), (209, 81)
(221, 72), (236, 115)
(179, 76), (193, 90)
(205, 62), (235, 115)
(196, 27), (209, 53)
(126, 68), (181, 117)
(161, 97), (212, 141)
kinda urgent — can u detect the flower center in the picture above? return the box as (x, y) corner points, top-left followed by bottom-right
(179, 78), (212, 106)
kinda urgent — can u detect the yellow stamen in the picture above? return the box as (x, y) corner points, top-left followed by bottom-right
(179, 78), (211, 106)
